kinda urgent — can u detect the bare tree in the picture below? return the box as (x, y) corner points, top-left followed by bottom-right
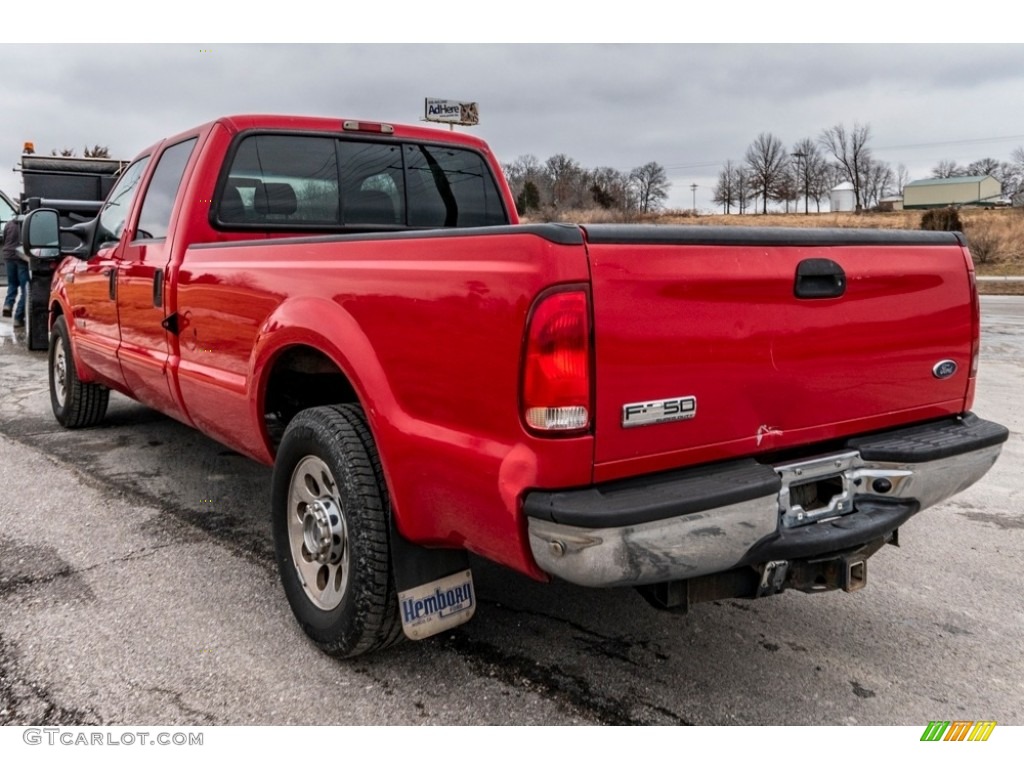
(805, 163), (831, 213)
(503, 153), (673, 217)
(83, 144), (111, 158)
(801, 158), (839, 214)
(966, 158), (1013, 199)
(863, 159), (894, 209)
(713, 160), (740, 214)
(791, 138), (827, 214)
(966, 157), (1002, 177)
(931, 159), (967, 178)
(819, 123), (872, 212)
(503, 154), (546, 206)
(744, 132), (788, 214)
(630, 161), (670, 214)
(736, 166), (753, 214)
(545, 154), (585, 209)
(895, 163), (910, 196)
(1005, 147), (1024, 202)
(772, 167), (799, 212)
(502, 157), (525, 190)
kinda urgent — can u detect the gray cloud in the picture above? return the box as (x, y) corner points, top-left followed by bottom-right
(3, 44), (1024, 210)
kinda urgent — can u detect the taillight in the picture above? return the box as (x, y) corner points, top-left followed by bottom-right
(521, 288), (592, 434)
(964, 247), (980, 411)
(968, 268), (980, 378)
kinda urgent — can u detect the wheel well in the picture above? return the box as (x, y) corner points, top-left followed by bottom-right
(263, 346), (359, 452)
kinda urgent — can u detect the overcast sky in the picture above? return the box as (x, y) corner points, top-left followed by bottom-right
(3, 41), (1023, 211)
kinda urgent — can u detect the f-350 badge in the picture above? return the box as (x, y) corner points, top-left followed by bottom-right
(622, 396), (697, 428)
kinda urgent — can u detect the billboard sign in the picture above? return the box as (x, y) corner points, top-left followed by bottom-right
(424, 98), (479, 126)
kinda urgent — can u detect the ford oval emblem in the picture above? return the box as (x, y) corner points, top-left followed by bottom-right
(932, 360), (958, 379)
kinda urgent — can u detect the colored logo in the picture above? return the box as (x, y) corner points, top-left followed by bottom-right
(932, 359), (958, 379)
(920, 720), (996, 741)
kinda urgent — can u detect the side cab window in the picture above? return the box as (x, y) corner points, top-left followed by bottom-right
(134, 138), (198, 241)
(96, 157), (150, 249)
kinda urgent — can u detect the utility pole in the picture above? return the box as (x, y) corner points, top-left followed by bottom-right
(792, 151), (809, 214)
(690, 183), (698, 215)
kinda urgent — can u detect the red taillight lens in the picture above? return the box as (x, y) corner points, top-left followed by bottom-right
(968, 268), (980, 378)
(522, 289), (591, 433)
(964, 247), (980, 410)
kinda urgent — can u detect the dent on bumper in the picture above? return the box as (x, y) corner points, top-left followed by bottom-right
(526, 415), (1007, 588)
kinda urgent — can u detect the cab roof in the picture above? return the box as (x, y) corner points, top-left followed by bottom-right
(214, 114), (493, 151)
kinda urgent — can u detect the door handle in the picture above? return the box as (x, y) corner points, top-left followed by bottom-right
(153, 269), (164, 308)
(104, 268), (116, 300)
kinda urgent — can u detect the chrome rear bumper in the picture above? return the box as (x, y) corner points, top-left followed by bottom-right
(525, 414), (1007, 588)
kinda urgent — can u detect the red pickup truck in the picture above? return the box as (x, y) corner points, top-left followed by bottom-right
(23, 115), (1008, 657)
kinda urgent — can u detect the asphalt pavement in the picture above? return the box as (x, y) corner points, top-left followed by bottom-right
(0, 299), (1021, 725)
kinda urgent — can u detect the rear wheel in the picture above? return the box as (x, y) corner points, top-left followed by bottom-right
(271, 404), (403, 657)
(49, 315), (109, 428)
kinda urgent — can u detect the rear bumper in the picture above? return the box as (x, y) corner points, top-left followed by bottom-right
(524, 413), (1007, 588)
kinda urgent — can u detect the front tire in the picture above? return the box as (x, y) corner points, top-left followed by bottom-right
(271, 404), (403, 657)
(49, 315), (109, 428)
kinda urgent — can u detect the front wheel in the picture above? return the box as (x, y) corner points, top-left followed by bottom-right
(49, 315), (109, 428)
(271, 404), (403, 657)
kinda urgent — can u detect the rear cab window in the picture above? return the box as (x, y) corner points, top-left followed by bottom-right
(212, 132), (508, 231)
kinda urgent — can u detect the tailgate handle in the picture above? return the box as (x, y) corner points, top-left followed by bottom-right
(795, 258), (845, 299)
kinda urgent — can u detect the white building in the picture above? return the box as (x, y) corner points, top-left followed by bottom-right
(829, 182), (856, 212)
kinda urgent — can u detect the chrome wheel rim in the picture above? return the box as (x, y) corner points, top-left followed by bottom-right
(288, 456), (349, 611)
(52, 335), (68, 408)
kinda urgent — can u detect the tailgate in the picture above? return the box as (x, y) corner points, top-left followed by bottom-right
(583, 225), (975, 482)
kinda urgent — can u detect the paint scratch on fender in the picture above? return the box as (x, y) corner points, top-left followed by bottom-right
(756, 425), (783, 446)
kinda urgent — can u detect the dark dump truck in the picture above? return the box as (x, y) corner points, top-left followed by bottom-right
(13, 151), (126, 350)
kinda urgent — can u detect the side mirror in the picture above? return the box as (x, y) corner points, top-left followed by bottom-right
(22, 209), (61, 260)
(22, 208), (94, 261)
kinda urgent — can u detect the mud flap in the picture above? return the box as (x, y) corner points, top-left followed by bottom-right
(26, 272), (52, 351)
(390, 517), (475, 640)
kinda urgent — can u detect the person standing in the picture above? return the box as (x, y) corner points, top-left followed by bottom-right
(2, 215), (28, 327)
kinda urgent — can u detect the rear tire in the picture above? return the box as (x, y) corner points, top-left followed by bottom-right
(271, 404), (403, 657)
(49, 315), (109, 428)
